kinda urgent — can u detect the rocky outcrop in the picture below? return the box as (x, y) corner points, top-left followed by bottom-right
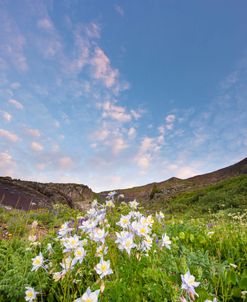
(0, 177), (94, 211)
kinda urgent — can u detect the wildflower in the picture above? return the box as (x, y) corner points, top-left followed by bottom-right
(116, 231), (136, 255)
(161, 233), (171, 249)
(181, 271), (200, 299)
(91, 199), (98, 208)
(25, 287), (38, 302)
(46, 243), (53, 253)
(117, 214), (131, 229)
(31, 220), (38, 229)
(94, 258), (113, 279)
(105, 199), (115, 208)
(72, 246), (86, 265)
(58, 222), (73, 237)
(96, 245), (108, 257)
(74, 287), (100, 302)
(32, 252), (44, 271)
(61, 256), (74, 273)
(62, 234), (80, 252)
(205, 298), (217, 302)
(141, 235), (153, 251)
(90, 228), (108, 243)
(156, 211), (165, 222)
(136, 223), (151, 237)
(107, 191), (117, 199)
(129, 199), (139, 209)
(28, 235), (37, 243)
(53, 271), (65, 282)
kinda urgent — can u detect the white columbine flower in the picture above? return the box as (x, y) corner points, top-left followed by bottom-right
(90, 228), (108, 243)
(72, 246), (86, 265)
(62, 234), (80, 252)
(161, 233), (171, 249)
(31, 252), (44, 271)
(74, 287), (100, 302)
(94, 258), (113, 279)
(156, 211), (165, 222)
(105, 199), (115, 208)
(129, 199), (139, 209)
(181, 271), (200, 298)
(116, 214), (131, 229)
(58, 222), (73, 238)
(61, 256), (74, 273)
(25, 287), (38, 302)
(116, 231), (136, 255)
(28, 235), (37, 243)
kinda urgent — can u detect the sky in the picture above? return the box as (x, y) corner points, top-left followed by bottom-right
(0, 0), (247, 192)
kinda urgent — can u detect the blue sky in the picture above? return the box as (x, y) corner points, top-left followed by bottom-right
(0, 0), (246, 192)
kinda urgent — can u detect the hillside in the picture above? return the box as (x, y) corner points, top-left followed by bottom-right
(0, 157), (246, 211)
(0, 177), (94, 210)
(100, 157), (247, 203)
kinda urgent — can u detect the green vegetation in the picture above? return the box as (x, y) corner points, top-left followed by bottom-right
(0, 176), (246, 302)
(149, 175), (247, 217)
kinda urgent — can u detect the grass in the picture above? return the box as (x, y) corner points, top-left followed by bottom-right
(0, 178), (247, 302)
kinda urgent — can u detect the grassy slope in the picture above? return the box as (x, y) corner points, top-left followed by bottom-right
(147, 175), (247, 217)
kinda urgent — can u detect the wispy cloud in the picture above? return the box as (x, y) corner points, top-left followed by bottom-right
(0, 129), (19, 142)
(31, 141), (44, 152)
(8, 99), (23, 109)
(1, 111), (12, 122)
(114, 5), (124, 17)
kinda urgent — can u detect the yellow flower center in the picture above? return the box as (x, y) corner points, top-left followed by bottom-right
(101, 264), (107, 272)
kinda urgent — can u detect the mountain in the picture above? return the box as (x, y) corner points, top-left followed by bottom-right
(0, 177), (94, 210)
(99, 157), (247, 202)
(0, 157), (246, 210)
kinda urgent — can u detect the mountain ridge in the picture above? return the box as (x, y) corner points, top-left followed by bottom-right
(0, 157), (246, 210)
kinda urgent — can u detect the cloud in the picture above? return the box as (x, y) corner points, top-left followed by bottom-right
(1, 111), (12, 122)
(114, 5), (124, 17)
(99, 101), (141, 123)
(0, 129), (19, 142)
(128, 127), (136, 139)
(112, 137), (128, 155)
(85, 22), (101, 38)
(8, 99), (23, 109)
(31, 141), (44, 152)
(24, 127), (41, 137)
(58, 156), (74, 169)
(37, 18), (54, 31)
(91, 47), (119, 88)
(0, 151), (15, 175)
(0, 9), (28, 71)
(165, 114), (176, 123)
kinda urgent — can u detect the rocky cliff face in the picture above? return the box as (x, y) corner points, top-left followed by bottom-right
(0, 177), (94, 211)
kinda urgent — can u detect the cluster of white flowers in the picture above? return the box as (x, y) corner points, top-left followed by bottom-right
(115, 204), (170, 256)
(26, 193), (211, 302)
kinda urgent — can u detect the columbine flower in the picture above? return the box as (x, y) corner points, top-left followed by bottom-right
(58, 222), (73, 237)
(107, 191), (117, 199)
(96, 245), (108, 257)
(156, 211), (165, 222)
(31, 220), (38, 229)
(161, 233), (171, 249)
(142, 235), (153, 251)
(32, 252), (44, 271)
(90, 228), (108, 243)
(46, 243), (53, 253)
(72, 246), (86, 265)
(53, 271), (65, 282)
(129, 199), (139, 209)
(136, 223), (151, 237)
(25, 287), (38, 302)
(94, 258), (113, 279)
(105, 199), (115, 208)
(62, 234), (80, 252)
(61, 256), (74, 273)
(74, 287), (100, 302)
(117, 214), (131, 229)
(181, 271), (200, 299)
(28, 235), (37, 243)
(116, 231), (136, 255)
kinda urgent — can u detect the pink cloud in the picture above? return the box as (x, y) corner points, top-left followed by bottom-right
(31, 141), (44, 152)
(8, 99), (23, 109)
(0, 129), (19, 142)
